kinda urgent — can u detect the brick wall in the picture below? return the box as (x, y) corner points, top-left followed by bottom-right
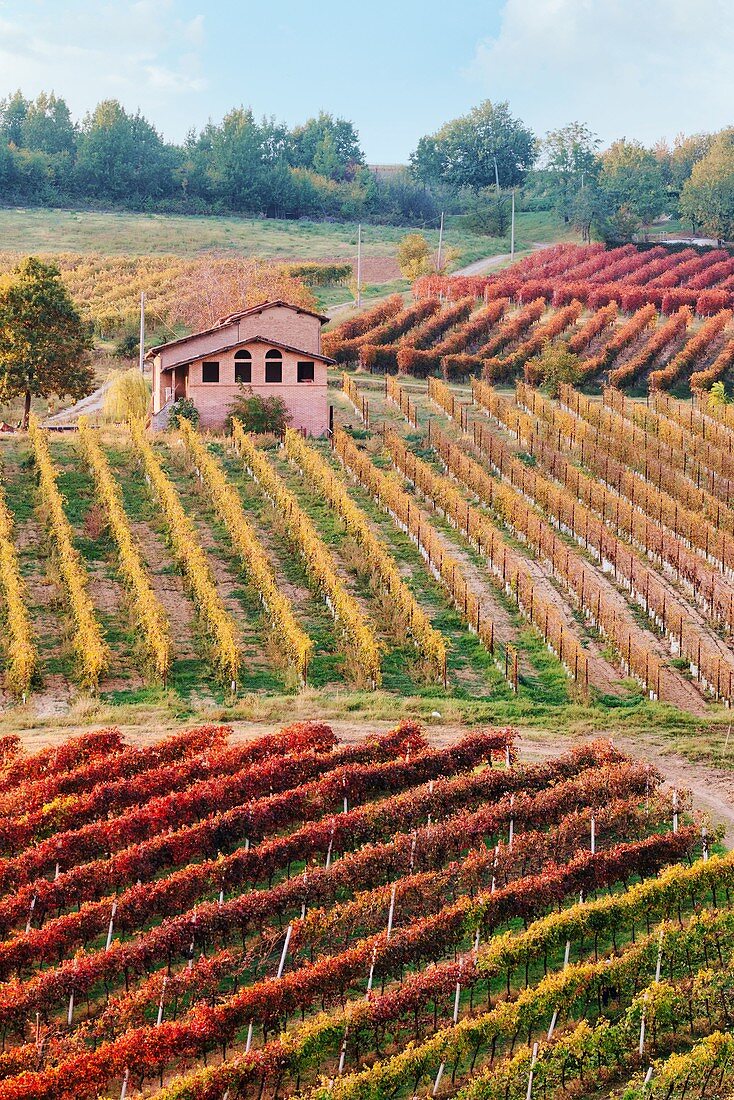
(236, 307), (321, 354)
(153, 304), (325, 416)
(187, 346), (328, 435)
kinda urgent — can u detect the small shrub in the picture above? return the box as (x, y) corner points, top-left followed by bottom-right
(226, 386), (293, 435)
(169, 397), (200, 430)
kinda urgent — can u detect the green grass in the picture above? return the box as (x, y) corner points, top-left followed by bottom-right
(0, 206), (572, 266)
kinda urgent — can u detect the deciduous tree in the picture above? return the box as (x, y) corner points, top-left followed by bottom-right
(680, 129), (734, 241)
(397, 233), (433, 280)
(540, 122), (600, 222)
(598, 139), (667, 221)
(0, 257), (94, 428)
(410, 101), (536, 192)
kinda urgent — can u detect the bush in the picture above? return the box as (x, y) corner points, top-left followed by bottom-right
(533, 341), (581, 397)
(226, 387), (293, 435)
(114, 332), (140, 358)
(168, 397), (200, 430)
(103, 368), (150, 422)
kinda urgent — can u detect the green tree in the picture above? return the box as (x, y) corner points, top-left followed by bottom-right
(569, 180), (612, 243)
(680, 130), (734, 241)
(76, 100), (177, 201)
(606, 203), (642, 241)
(202, 107), (266, 211)
(226, 387), (292, 434)
(598, 139), (667, 222)
(289, 112), (364, 180)
(0, 90), (29, 146)
(0, 257), (94, 428)
(21, 92), (76, 156)
(708, 380), (729, 407)
(464, 190), (511, 237)
(168, 397), (200, 430)
(535, 341), (581, 397)
(410, 101), (536, 192)
(540, 122), (600, 222)
(397, 233), (433, 279)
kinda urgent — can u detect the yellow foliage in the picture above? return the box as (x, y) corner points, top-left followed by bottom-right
(0, 252), (316, 336)
(333, 428), (496, 670)
(284, 428), (445, 681)
(130, 420), (240, 685)
(103, 369), (151, 423)
(232, 423), (381, 688)
(78, 419), (171, 681)
(28, 416), (108, 688)
(0, 486), (36, 697)
(178, 421), (312, 684)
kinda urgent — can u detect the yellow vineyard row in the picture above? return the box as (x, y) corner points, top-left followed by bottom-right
(377, 421), (589, 690)
(604, 383), (734, 482)
(464, 380), (734, 702)
(488, 385), (734, 629)
(179, 422), (312, 683)
(78, 420), (172, 682)
(28, 416), (108, 688)
(130, 421), (240, 685)
(0, 485), (36, 697)
(284, 428), (446, 681)
(232, 424), (382, 688)
(333, 428), (500, 675)
(518, 380), (734, 546)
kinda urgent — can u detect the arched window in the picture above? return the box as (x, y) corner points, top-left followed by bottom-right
(265, 348), (283, 383)
(234, 348), (252, 384)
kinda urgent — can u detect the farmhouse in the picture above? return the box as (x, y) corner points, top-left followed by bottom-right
(148, 300), (335, 434)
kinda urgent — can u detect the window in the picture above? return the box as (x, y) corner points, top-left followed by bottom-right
(297, 361), (315, 383)
(265, 349), (283, 383)
(201, 361), (220, 383)
(234, 349), (252, 384)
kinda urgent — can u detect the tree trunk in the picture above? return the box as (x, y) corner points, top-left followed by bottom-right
(22, 391), (31, 430)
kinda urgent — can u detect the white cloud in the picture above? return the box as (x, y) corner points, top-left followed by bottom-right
(466, 0), (734, 146)
(0, 1), (207, 135)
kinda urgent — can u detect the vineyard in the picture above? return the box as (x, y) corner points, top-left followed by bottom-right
(0, 719), (725, 1100)
(0, 363), (732, 717)
(324, 243), (734, 393)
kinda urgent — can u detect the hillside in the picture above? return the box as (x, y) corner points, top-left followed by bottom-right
(0, 723), (726, 1100)
(0, 372), (731, 763)
(0, 206), (570, 265)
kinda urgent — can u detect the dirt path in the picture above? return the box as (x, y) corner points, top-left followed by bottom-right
(43, 377), (115, 428)
(518, 729), (734, 846)
(123, 510), (199, 662)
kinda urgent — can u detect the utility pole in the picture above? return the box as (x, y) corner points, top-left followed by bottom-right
(138, 291), (146, 374)
(356, 224), (362, 309)
(510, 189), (516, 260)
(436, 211), (445, 272)
(493, 156), (500, 192)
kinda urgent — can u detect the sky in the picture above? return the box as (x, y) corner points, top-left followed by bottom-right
(1, 0), (733, 163)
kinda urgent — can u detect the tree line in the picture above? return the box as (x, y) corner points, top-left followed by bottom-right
(2, 90), (733, 240)
(411, 102), (734, 243)
(0, 92), (442, 225)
